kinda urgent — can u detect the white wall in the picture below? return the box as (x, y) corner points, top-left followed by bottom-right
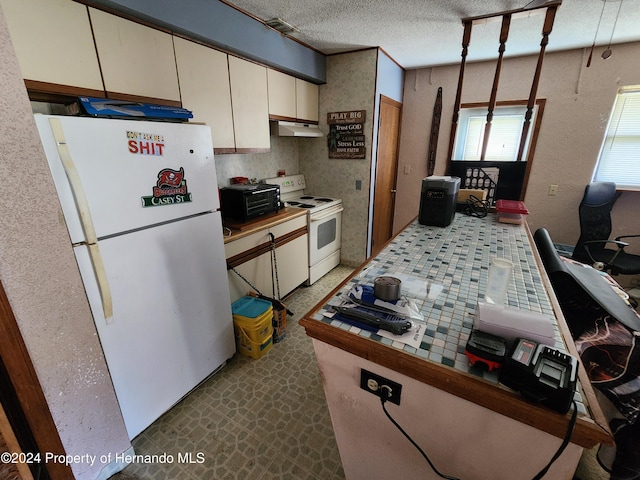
(299, 49), (405, 267)
(0, 6), (131, 479)
(300, 49), (379, 267)
(395, 42), (640, 273)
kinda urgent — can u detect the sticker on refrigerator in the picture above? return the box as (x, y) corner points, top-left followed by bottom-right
(127, 130), (165, 156)
(141, 167), (192, 207)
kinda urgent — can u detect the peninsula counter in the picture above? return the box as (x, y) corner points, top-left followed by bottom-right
(299, 215), (611, 480)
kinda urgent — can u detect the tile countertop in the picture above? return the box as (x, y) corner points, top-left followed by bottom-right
(222, 207), (307, 243)
(299, 214), (612, 448)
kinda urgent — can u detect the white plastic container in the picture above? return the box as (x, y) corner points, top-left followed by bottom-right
(485, 258), (513, 305)
(473, 301), (556, 348)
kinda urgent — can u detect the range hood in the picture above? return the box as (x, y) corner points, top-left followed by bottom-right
(271, 121), (324, 138)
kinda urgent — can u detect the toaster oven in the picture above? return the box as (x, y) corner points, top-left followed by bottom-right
(220, 184), (281, 221)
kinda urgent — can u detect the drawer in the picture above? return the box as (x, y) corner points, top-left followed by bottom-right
(270, 215), (307, 238)
(224, 229), (270, 259)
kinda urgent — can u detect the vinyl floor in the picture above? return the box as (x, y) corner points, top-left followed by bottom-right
(111, 264), (609, 480)
(112, 265), (354, 480)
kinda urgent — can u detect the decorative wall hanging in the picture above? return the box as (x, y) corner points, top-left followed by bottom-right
(427, 87), (442, 176)
(327, 110), (366, 159)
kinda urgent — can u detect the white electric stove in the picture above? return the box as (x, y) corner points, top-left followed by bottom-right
(265, 174), (343, 284)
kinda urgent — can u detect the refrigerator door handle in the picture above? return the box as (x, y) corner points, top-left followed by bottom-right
(49, 118), (114, 321)
(87, 243), (114, 321)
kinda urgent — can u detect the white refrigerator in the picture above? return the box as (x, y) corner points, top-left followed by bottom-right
(35, 114), (236, 439)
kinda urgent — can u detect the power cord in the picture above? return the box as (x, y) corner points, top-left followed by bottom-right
(378, 387), (578, 480)
(531, 400), (578, 480)
(379, 385), (460, 480)
(463, 195), (490, 218)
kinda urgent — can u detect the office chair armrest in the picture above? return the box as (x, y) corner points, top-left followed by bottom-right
(615, 234), (640, 243)
(583, 240), (629, 271)
(584, 239), (629, 250)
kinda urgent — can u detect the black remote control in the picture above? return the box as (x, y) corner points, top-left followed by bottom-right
(332, 305), (412, 335)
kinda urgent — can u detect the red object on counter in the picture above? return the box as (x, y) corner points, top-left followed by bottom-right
(496, 200), (529, 224)
(495, 200), (529, 214)
(231, 176), (249, 184)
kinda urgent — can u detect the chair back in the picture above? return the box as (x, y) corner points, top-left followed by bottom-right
(572, 182), (618, 263)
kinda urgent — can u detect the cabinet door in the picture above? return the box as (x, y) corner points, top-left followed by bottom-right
(174, 37), (235, 151)
(267, 69), (296, 119)
(228, 56), (270, 151)
(296, 79), (319, 123)
(227, 252), (272, 303)
(1, 0), (103, 92)
(89, 8), (180, 102)
(274, 234), (309, 297)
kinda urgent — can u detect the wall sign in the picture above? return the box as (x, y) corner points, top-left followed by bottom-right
(327, 110), (366, 159)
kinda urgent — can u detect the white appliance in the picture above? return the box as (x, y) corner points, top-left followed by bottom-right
(35, 114), (236, 439)
(264, 174), (342, 284)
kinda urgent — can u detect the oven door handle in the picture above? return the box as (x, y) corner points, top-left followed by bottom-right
(310, 205), (344, 221)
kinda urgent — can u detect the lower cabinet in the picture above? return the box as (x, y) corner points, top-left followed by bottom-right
(225, 215), (308, 303)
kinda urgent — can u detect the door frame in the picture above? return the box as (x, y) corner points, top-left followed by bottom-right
(0, 281), (72, 479)
(370, 95), (402, 256)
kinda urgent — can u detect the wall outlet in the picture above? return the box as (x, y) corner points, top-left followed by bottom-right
(355, 179), (362, 191)
(360, 369), (402, 405)
(548, 184), (558, 196)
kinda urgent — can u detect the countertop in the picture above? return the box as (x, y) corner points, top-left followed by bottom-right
(299, 214), (612, 448)
(222, 207), (307, 244)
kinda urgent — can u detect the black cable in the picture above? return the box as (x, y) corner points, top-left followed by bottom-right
(531, 400), (579, 480)
(379, 386), (578, 480)
(463, 195), (490, 218)
(379, 386), (461, 480)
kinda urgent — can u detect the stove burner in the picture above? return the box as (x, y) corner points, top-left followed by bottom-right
(300, 195), (315, 200)
(288, 201), (301, 206)
(299, 204), (315, 208)
(316, 198), (333, 202)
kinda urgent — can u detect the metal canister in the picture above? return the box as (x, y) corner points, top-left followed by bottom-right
(373, 276), (402, 301)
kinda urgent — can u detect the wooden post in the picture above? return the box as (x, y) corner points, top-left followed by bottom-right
(481, 14), (511, 161)
(447, 20), (472, 165)
(516, 5), (558, 161)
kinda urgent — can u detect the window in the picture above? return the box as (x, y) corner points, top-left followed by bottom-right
(592, 87), (640, 191)
(453, 103), (539, 162)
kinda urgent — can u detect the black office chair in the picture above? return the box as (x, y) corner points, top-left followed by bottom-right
(571, 182), (640, 276)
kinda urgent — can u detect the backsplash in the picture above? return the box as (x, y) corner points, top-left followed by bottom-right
(214, 135), (300, 187)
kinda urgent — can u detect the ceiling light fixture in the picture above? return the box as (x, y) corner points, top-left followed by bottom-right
(265, 18), (299, 35)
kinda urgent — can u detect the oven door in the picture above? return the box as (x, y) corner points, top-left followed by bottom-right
(308, 204), (343, 266)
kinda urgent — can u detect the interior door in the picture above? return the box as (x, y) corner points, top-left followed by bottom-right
(371, 95), (402, 256)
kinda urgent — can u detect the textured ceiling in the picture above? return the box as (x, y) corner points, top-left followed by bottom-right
(223, 0), (640, 69)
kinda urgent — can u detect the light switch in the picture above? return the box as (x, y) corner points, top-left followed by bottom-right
(548, 185), (558, 196)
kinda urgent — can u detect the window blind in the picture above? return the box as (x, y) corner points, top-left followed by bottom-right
(463, 115), (524, 161)
(593, 88), (640, 190)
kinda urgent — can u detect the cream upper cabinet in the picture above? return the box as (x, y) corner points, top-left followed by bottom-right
(228, 56), (270, 151)
(89, 8), (180, 102)
(173, 37), (235, 151)
(267, 70), (319, 123)
(296, 79), (319, 123)
(267, 69), (296, 119)
(1, 0), (103, 91)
